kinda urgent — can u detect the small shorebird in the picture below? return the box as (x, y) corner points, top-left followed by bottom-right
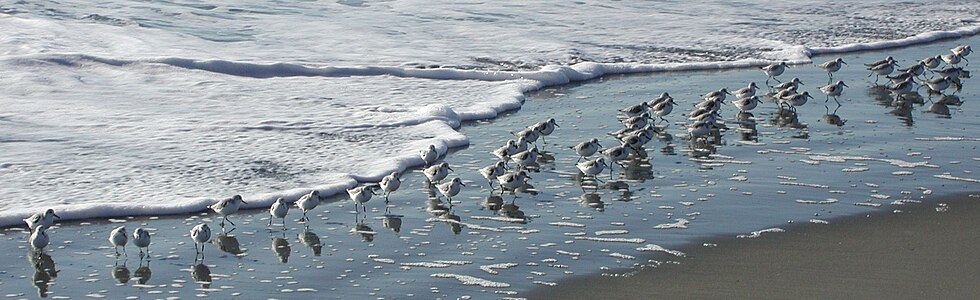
(497, 170), (531, 194)
(702, 88), (732, 102)
(780, 91), (813, 111)
(620, 102), (650, 117)
(940, 53), (961, 66)
(865, 56), (896, 67)
(436, 177), (465, 206)
(648, 92), (673, 107)
(650, 97), (676, 124)
(761, 62), (788, 85)
(419, 145), (438, 167)
(347, 185), (376, 213)
(816, 58), (846, 79)
(687, 121), (713, 138)
(898, 61), (926, 77)
(510, 147), (540, 170)
(601, 145), (630, 177)
(379, 172), (401, 203)
(132, 227), (151, 258)
(296, 190), (319, 222)
(571, 138), (602, 162)
(576, 157), (608, 181)
(513, 128), (540, 145)
(24, 209), (60, 231)
(819, 80), (849, 104)
(190, 223), (211, 259)
(951, 45), (972, 58)
(423, 162), (452, 184)
(531, 118), (559, 143)
(732, 96), (760, 112)
(887, 77), (916, 95)
(492, 140), (519, 162)
(210, 195), (247, 227)
(479, 161), (507, 188)
(733, 82), (759, 99)
(109, 226), (128, 257)
(773, 78), (804, 91)
(269, 197), (289, 226)
(922, 76), (952, 93)
(920, 55), (942, 68)
(867, 61), (896, 83)
(30, 225), (50, 254)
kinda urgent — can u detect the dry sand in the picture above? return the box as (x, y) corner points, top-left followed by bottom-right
(526, 192), (980, 299)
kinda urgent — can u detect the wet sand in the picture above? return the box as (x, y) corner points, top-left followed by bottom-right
(526, 192), (980, 299)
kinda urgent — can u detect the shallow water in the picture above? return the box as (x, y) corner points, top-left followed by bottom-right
(2, 1), (979, 224)
(1, 36), (977, 299)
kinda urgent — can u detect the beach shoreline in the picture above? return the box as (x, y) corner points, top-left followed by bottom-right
(524, 191), (980, 299)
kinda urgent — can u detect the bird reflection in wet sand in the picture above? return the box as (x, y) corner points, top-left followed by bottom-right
(350, 221), (376, 242)
(213, 232), (245, 256)
(112, 261), (130, 284)
(604, 180), (634, 202)
(482, 195), (504, 213)
(191, 263), (212, 288)
(736, 111), (759, 141)
(298, 229), (322, 256)
(29, 251), (57, 298)
(822, 105), (847, 127)
(771, 108), (807, 130)
(925, 102), (951, 117)
(442, 213), (463, 235)
(382, 213), (403, 233)
(578, 192), (605, 211)
(889, 95), (915, 126)
(272, 233), (291, 263)
(134, 262), (152, 285)
(937, 94), (964, 106)
(498, 202), (526, 222)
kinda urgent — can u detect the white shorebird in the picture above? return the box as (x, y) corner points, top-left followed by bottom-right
(576, 157), (608, 181)
(109, 226), (128, 257)
(514, 136), (530, 153)
(296, 190), (319, 222)
(932, 67), (968, 80)
(819, 80), (849, 104)
(571, 138), (602, 162)
(620, 102), (650, 116)
(865, 56), (896, 67)
(702, 88), (732, 102)
(773, 86), (799, 100)
(867, 61), (896, 83)
(761, 62), (788, 85)
(623, 113), (650, 128)
(951, 45), (972, 58)
(347, 185), (376, 213)
(513, 128), (540, 145)
(269, 197), (289, 226)
(190, 223), (211, 259)
(886, 70), (916, 85)
(780, 91), (813, 111)
(817, 58), (847, 79)
(601, 145), (630, 177)
(920, 55), (942, 68)
(898, 61), (926, 77)
(209, 195), (247, 227)
(510, 147), (540, 170)
(648, 92), (673, 107)
(687, 121), (713, 138)
(419, 145), (438, 167)
(379, 172), (401, 202)
(887, 78), (916, 95)
(132, 227), (151, 258)
(940, 53), (961, 66)
(773, 78), (804, 91)
(497, 170), (531, 193)
(30, 225), (50, 254)
(650, 97), (676, 124)
(479, 161), (507, 188)
(531, 118), (559, 143)
(733, 82), (760, 99)
(423, 162), (453, 184)
(492, 140), (519, 162)
(732, 96), (761, 112)
(24, 209), (60, 231)
(922, 76), (952, 93)
(436, 177), (465, 206)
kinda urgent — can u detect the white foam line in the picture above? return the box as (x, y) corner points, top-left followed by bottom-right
(933, 174), (980, 183)
(737, 227), (785, 238)
(430, 273), (511, 288)
(636, 244), (686, 257)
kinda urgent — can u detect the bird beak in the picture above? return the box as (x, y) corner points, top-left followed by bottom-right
(597, 142), (603, 147)
(842, 83), (849, 87)
(460, 182), (467, 187)
(53, 213), (61, 219)
(448, 166), (455, 172)
(841, 61), (847, 65)
(241, 200), (248, 204)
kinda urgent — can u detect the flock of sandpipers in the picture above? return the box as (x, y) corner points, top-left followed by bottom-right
(20, 45), (971, 267)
